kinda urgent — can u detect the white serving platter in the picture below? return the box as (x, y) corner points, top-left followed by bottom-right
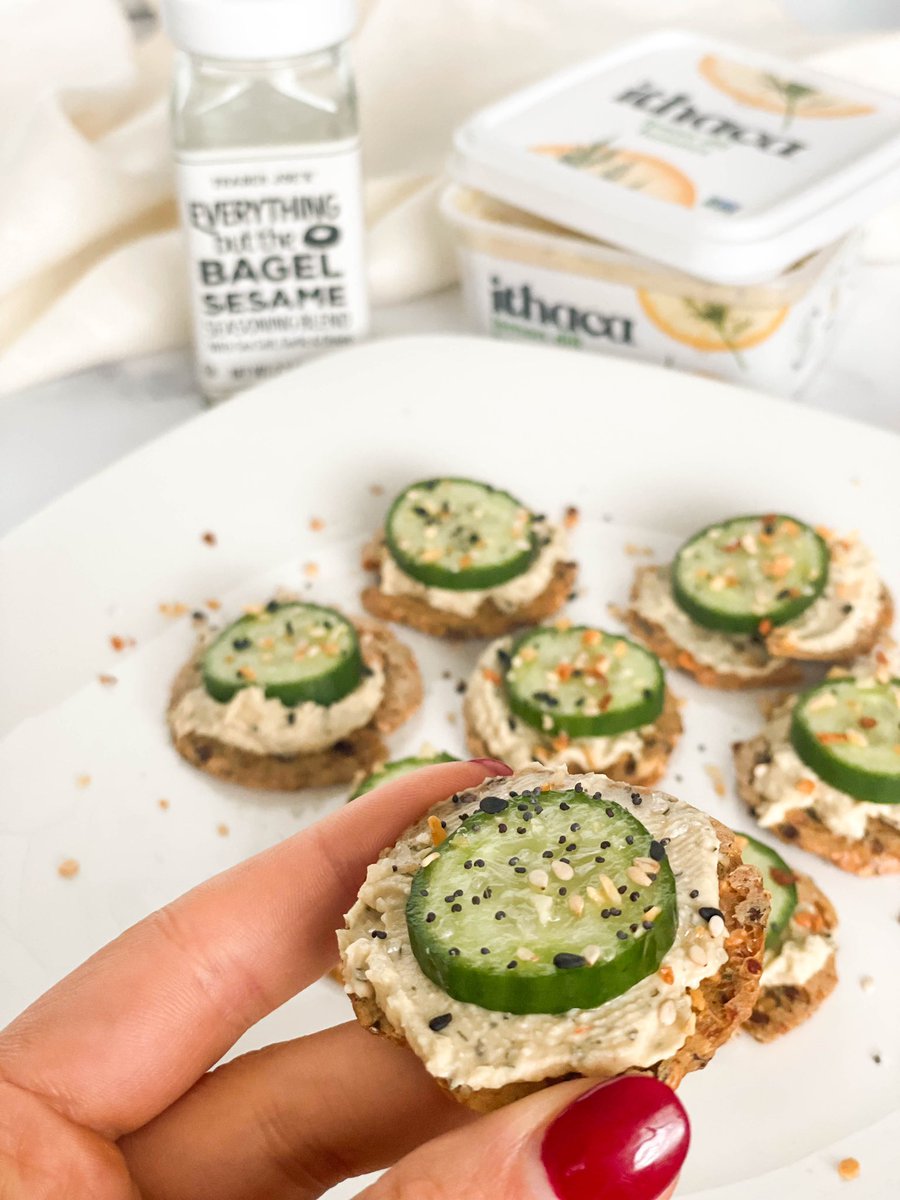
(0, 336), (897, 1199)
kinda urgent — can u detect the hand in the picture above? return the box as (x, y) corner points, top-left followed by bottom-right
(0, 758), (688, 1200)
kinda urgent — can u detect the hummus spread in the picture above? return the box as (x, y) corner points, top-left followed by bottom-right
(632, 565), (787, 678)
(769, 532), (884, 657)
(760, 911), (835, 989)
(377, 522), (567, 618)
(339, 766), (727, 1092)
(465, 637), (647, 772)
(751, 699), (900, 841)
(170, 633), (385, 756)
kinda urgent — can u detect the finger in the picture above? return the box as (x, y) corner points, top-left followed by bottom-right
(0, 758), (511, 1138)
(120, 1021), (475, 1200)
(358, 1076), (688, 1200)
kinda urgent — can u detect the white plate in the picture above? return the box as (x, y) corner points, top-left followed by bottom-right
(1, 336), (897, 1199)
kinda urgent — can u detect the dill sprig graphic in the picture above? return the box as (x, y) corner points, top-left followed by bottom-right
(684, 300), (754, 369)
(761, 74), (821, 129)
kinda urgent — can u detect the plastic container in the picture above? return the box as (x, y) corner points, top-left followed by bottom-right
(444, 30), (900, 394)
(442, 186), (854, 395)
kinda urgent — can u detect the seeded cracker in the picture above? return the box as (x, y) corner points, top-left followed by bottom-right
(168, 616), (422, 790)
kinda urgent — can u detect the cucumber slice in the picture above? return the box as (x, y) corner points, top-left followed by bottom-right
(407, 789), (677, 1014)
(737, 833), (798, 952)
(502, 626), (665, 738)
(672, 515), (828, 634)
(385, 478), (541, 590)
(350, 753), (459, 799)
(790, 677), (900, 805)
(202, 602), (363, 707)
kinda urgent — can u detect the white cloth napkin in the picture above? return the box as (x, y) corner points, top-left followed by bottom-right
(0, 0), (897, 396)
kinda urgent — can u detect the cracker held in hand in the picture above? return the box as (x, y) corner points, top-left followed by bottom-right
(463, 625), (682, 786)
(338, 766), (768, 1112)
(168, 600), (422, 791)
(736, 834), (838, 1041)
(360, 477), (577, 638)
(625, 515), (892, 690)
(733, 657), (900, 876)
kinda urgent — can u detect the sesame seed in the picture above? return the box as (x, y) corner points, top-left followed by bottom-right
(371, 930), (387, 939)
(553, 952), (587, 969)
(659, 1000), (677, 1026)
(552, 861), (574, 881)
(529, 869), (549, 890)
(598, 874), (619, 903)
(627, 866), (653, 887)
(689, 943), (708, 966)
(708, 915), (726, 937)
(429, 1013), (453, 1032)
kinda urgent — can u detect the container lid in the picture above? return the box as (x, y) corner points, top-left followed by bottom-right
(162, 0), (357, 61)
(451, 30), (900, 284)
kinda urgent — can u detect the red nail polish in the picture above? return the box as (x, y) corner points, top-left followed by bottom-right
(541, 1077), (689, 1200)
(468, 757), (513, 776)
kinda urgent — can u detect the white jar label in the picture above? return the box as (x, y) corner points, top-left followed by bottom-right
(175, 142), (368, 396)
(458, 246), (849, 396)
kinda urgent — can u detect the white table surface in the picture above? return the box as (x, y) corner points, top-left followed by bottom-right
(2, 271), (900, 538)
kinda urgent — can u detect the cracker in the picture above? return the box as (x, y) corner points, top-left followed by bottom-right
(733, 734), (900, 876)
(464, 687), (683, 788)
(167, 617), (422, 791)
(346, 815), (767, 1112)
(745, 874), (838, 1043)
(360, 537), (576, 639)
(624, 567), (802, 691)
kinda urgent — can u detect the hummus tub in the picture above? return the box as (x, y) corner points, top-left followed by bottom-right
(443, 186), (853, 396)
(444, 29), (900, 395)
(167, 601), (423, 790)
(338, 767), (768, 1110)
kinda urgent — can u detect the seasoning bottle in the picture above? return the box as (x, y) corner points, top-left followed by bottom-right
(163, 0), (368, 402)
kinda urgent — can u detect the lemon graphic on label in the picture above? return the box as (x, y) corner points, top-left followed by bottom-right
(534, 143), (696, 207)
(638, 291), (789, 368)
(699, 55), (874, 125)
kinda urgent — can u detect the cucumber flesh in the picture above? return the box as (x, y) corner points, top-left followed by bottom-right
(406, 789), (677, 1014)
(672, 515), (828, 634)
(350, 754), (458, 799)
(503, 626), (664, 738)
(737, 833), (798, 952)
(790, 677), (900, 805)
(202, 602), (363, 707)
(385, 478), (541, 591)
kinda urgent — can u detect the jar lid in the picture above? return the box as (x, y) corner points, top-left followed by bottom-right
(451, 30), (900, 284)
(162, 0), (357, 61)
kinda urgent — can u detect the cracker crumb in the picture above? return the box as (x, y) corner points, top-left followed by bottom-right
(97, 674), (118, 687)
(624, 543), (654, 557)
(75, 774), (91, 789)
(563, 505), (580, 529)
(446, 712), (458, 725)
(58, 858), (80, 879)
(201, 531), (217, 546)
(158, 602), (189, 618)
(309, 517), (325, 532)
(859, 975), (875, 993)
(206, 598), (221, 611)
(216, 823), (229, 837)
(838, 1158), (860, 1181)
(370, 484), (385, 496)
(303, 562), (319, 578)
(109, 635), (136, 652)
(704, 763), (727, 798)
(158, 798), (170, 811)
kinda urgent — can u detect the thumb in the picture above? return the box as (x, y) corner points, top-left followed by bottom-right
(357, 1075), (688, 1200)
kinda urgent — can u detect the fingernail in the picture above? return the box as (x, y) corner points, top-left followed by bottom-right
(468, 757), (513, 776)
(541, 1077), (689, 1200)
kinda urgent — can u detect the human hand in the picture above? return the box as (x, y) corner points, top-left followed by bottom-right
(0, 758), (688, 1199)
